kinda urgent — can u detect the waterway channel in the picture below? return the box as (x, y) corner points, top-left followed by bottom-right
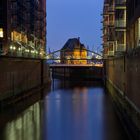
(0, 80), (128, 140)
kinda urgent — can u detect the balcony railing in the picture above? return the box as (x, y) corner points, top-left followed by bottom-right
(103, 21), (109, 26)
(115, 44), (126, 52)
(108, 51), (114, 56)
(108, 35), (115, 41)
(115, 20), (126, 28)
(103, 20), (114, 26)
(108, 5), (115, 12)
(115, 0), (126, 5)
(109, 21), (114, 26)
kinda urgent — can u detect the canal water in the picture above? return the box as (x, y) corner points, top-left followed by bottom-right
(0, 80), (128, 140)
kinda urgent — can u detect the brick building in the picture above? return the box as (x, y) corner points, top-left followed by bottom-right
(0, 0), (46, 57)
(126, 0), (140, 51)
(104, 1), (140, 139)
(102, 0), (126, 58)
(61, 38), (87, 64)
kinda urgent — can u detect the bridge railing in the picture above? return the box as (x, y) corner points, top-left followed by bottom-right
(46, 48), (103, 65)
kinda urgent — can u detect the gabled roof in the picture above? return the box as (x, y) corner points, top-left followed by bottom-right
(61, 38), (86, 51)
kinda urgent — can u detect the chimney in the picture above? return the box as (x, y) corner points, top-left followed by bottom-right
(78, 37), (80, 42)
(78, 37), (80, 46)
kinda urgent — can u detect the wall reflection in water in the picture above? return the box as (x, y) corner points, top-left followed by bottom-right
(3, 102), (41, 140)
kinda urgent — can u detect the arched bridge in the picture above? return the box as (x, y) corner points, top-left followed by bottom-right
(47, 49), (104, 80)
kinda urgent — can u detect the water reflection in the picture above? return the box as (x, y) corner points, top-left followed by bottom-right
(45, 80), (128, 140)
(0, 80), (128, 140)
(2, 102), (41, 140)
(52, 79), (103, 90)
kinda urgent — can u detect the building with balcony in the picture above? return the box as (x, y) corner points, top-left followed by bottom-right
(126, 0), (140, 51)
(115, 0), (126, 54)
(102, 0), (115, 58)
(102, 0), (126, 58)
(0, 0), (46, 58)
(60, 38), (87, 64)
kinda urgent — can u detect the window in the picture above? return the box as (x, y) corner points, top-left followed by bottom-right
(109, 42), (114, 51)
(138, 18), (140, 39)
(116, 31), (125, 44)
(137, 18), (140, 47)
(0, 28), (4, 38)
(11, 1), (17, 9)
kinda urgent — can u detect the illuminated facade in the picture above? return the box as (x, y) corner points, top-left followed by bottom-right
(126, 0), (140, 51)
(102, 0), (126, 58)
(61, 38), (87, 64)
(0, 0), (46, 57)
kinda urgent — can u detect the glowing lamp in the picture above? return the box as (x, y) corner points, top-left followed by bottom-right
(0, 28), (4, 38)
(13, 46), (16, 50)
(25, 49), (29, 53)
(10, 46), (13, 50)
(18, 48), (21, 51)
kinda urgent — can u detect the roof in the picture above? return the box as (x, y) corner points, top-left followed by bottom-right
(61, 38), (86, 51)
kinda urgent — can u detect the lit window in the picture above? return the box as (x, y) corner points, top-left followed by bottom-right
(0, 28), (4, 38)
(138, 18), (140, 39)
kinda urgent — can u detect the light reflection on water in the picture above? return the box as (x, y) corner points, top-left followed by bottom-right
(44, 80), (128, 140)
(0, 80), (128, 140)
(45, 84), (105, 140)
(3, 102), (41, 140)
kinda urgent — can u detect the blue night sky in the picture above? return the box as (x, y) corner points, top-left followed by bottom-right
(47, 0), (103, 53)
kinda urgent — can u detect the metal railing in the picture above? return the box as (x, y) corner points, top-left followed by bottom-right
(108, 51), (114, 56)
(115, 44), (126, 52)
(108, 5), (115, 12)
(103, 21), (109, 26)
(115, 0), (126, 5)
(0, 46), (46, 59)
(115, 20), (126, 28)
(109, 21), (114, 26)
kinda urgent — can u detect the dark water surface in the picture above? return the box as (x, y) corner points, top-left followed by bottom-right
(0, 80), (128, 140)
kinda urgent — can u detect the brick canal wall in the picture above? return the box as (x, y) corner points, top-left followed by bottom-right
(0, 57), (50, 101)
(105, 53), (140, 139)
